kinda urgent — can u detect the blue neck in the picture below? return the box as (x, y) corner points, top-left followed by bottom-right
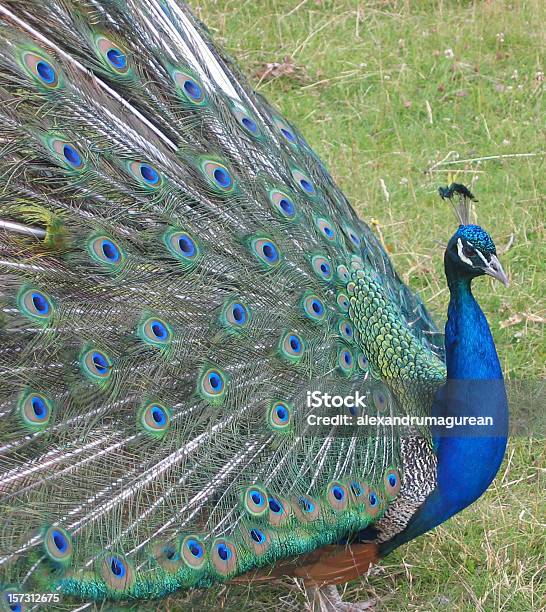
(443, 270), (503, 380)
(381, 261), (508, 555)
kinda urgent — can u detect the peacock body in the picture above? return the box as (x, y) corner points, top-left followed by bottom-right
(0, 1), (508, 609)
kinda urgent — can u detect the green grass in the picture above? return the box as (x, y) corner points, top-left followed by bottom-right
(184, 1), (545, 609)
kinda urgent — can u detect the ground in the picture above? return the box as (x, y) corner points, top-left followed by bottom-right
(169, 1), (544, 610)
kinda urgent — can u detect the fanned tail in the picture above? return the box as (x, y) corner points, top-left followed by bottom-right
(0, 0), (445, 605)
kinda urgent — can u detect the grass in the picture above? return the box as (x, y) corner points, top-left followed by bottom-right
(180, 1), (545, 610)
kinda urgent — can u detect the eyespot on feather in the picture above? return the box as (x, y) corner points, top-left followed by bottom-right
(242, 526), (271, 556)
(211, 539), (238, 575)
(43, 526), (73, 566)
(338, 319), (354, 341)
(81, 349), (113, 382)
(180, 535), (207, 570)
(384, 468), (401, 498)
(138, 316), (173, 347)
(338, 348), (354, 375)
(343, 225), (362, 249)
(279, 332), (304, 363)
(273, 116), (298, 145)
(373, 387), (390, 412)
(292, 495), (320, 522)
(199, 158), (235, 193)
(17, 287), (53, 323)
(243, 485), (269, 517)
(357, 352), (369, 373)
(348, 479), (368, 505)
(365, 488), (382, 517)
(88, 236), (124, 267)
(326, 482), (350, 512)
(268, 496), (291, 527)
(198, 367), (227, 402)
(151, 542), (182, 572)
(164, 229), (200, 266)
(267, 401), (293, 432)
(97, 554), (134, 592)
(221, 300), (250, 330)
(336, 292), (350, 312)
(95, 35), (130, 74)
(18, 391), (53, 429)
(269, 189), (296, 219)
(127, 161), (162, 188)
(315, 217), (336, 241)
(302, 293), (326, 322)
(311, 255), (333, 281)
(336, 265), (350, 284)
(231, 102), (262, 137)
(249, 236), (281, 268)
(21, 50), (60, 88)
(2, 588), (24, 612)
(138, 402), (172, 437)
(291, 168), (316, 196)
(172, 68), (207, 105)
(45, 136), (85, 170)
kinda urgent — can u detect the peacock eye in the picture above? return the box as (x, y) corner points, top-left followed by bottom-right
(463, 245), (477, 258)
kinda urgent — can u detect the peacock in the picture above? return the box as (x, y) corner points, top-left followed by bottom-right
(0, 1), (510, 610)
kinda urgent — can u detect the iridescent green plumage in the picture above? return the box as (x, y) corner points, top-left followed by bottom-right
(0, 0), (447, 608)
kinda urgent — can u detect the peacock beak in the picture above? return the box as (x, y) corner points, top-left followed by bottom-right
(483, 254), (509, 287)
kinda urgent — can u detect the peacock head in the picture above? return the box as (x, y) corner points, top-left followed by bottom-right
(445, 224), (509, 287)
